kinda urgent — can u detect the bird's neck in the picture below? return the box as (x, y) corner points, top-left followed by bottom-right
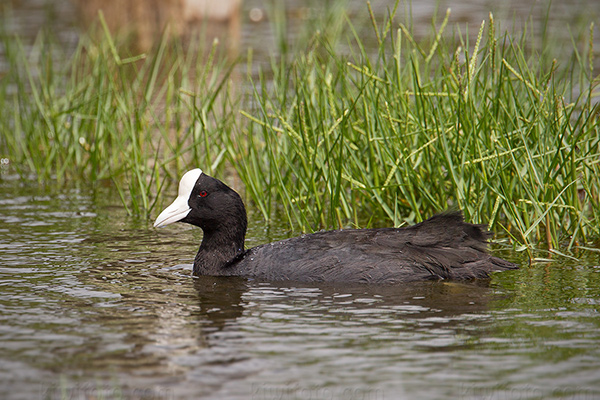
(193, 221), (246, 276)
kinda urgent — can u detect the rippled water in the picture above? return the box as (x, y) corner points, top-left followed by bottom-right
(1, 176), (600, 400)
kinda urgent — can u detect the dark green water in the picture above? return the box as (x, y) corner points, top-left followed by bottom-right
(1, 175), (600, 400)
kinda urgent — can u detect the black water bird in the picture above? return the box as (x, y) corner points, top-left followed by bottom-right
(154, 169), (517, 283)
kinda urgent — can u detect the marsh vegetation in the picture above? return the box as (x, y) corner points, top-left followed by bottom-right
(1, 2), (598, 254)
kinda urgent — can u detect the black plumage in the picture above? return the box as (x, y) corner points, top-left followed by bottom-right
(154, 170), (517, 284)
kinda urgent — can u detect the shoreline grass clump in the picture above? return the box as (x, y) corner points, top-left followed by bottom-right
(1, 2), (599, 253)
(230, 6), (600, 251)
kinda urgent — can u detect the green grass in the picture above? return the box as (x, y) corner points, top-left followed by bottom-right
(1, 3), (599, 253)
(231, 5), (600, 252)
(0, 12), (235, 214)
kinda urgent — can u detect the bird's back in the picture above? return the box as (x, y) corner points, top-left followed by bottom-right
(225, 212), (517, 284)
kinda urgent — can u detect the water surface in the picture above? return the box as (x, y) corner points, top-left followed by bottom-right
(2, 0), (599, 72)
(1, 177), (600, 399)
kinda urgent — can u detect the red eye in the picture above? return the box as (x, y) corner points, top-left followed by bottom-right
(199, 190), (208, 198)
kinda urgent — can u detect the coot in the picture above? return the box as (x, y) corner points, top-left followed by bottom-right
(154, 169), (517, 283)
